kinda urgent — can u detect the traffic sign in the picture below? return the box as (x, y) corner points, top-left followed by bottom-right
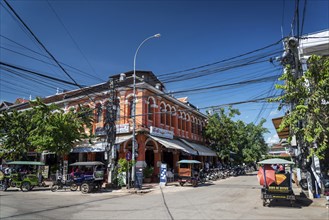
(126, 151), (132, 161)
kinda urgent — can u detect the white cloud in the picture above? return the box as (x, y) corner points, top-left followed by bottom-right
(266, 134), (279, 144)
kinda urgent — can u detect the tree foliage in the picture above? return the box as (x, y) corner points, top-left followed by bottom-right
(270, 55), (329, 160)
(205, 107), (268, 164)
(0, 110), (34, 160)
(0, 98), (93, 159)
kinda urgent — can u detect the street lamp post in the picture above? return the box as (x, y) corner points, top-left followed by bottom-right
(132, 33), (161, 186)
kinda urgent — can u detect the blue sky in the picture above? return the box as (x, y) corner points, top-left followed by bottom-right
(1, 0), (328, 144)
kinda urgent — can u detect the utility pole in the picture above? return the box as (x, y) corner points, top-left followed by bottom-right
(104, 78), (117, 185)
(281, 36), (319, 198)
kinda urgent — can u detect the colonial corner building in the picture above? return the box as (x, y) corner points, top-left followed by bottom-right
(1, 70), (217, 181)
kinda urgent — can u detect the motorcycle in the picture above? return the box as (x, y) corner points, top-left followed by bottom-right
(51, 175), (78, 192)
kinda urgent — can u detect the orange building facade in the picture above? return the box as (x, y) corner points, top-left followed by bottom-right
(3, 70), (217, 180)
(67, 71), (217, 179)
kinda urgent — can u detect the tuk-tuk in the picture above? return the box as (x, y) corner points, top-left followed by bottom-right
(1, 161), (47, 192)
(68, 161), (105, 194)
(177, 160), (201, 187)
(257, 158), (296, 207)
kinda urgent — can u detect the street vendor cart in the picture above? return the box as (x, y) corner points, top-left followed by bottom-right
(257, 158), (296, 207)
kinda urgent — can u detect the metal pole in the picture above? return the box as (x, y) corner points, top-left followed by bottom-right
(132, 33), (160, 185)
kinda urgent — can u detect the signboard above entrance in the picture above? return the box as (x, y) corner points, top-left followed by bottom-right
(150, 126), (174, 139)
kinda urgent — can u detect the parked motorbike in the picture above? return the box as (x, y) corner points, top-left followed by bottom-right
(51, 175), (78, 192)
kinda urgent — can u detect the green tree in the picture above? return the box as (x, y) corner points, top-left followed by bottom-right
(205, 107), (240, 160)
(0, 110), (34, 160)
(0, 98), (93, 159)
(205, 107), (268, 164)
(28, 98), (93, 156)
(270, 55), (329, 161)
(240, 119), (269, 163)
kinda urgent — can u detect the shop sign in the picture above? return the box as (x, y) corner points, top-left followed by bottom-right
(126, 151), (132, 161)
(116, 124), (130, 134)
(150, 126), (173, 139)
(95, 127), (106, 136)
(27, 152), (37, 157)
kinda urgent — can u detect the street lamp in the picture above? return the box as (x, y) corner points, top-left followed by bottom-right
(132, 33), (161, 186)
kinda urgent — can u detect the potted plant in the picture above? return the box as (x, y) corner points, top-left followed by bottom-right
(143, 166), (154, 183)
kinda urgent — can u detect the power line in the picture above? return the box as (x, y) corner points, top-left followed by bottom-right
(0, 61), (82, 87)
(0, 42), (104, 82)
(3, 0), (87, 93)
(157, 38), (283, 77)
(46, 1), (100, 80)
(159, 50), (283, 84)
(300, 0), (307, 36)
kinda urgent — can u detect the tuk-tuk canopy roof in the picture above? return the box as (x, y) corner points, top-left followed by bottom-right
(69, 161), (104, 166)
(6, 161), (45, 166)
(177, 160), (201, 164)
(257, 158), (294, 165)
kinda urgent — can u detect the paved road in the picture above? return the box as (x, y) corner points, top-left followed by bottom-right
(1, 173), (328, 220)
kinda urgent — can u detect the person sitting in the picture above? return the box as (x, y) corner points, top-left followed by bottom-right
(278, 164), (285, 174)
(166, 170), (174, 182)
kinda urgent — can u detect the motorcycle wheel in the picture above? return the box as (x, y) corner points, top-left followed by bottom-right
(299, 179), (308, 190)
(70, 184), (78, 191)
(21, 181), (31, 192)
(51, 184), (59, 192)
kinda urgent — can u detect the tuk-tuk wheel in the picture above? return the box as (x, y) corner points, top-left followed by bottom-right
(81, 183), (90, 194)
(179, 182), (185, 186)
(21, 181), (31, 192)
(70, 184), (78, 191)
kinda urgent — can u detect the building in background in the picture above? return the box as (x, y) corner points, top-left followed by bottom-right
(1, 70), (217, 182)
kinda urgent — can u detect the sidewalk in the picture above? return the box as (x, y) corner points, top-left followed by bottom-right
(293, 183), (329, 208)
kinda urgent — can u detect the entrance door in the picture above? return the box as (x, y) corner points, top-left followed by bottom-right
(163, 151), (173, 171)
(145, 149), (154, 168)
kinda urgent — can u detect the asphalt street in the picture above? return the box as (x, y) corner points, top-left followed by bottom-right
(1, 173), (328, 220)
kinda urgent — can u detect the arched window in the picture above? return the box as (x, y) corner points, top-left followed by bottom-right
(198, 120), (202, 135)
(178, 112), (182, 130)
(148, 98), (154, 121)
(128, 98), (134, 118)
(166, 105), (171, 126)
(171, 107), (176, 128)
(160, 103), (166, 124)
(116, 98), (120, 121)
(182, 113), (186, 131)
(95, 104), (102, 123)
(191, 118), (195, 134)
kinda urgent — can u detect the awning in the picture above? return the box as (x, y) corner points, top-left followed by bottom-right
(71, 135), (133, 153)
(69, 161), (104, 166)
(180, 139), (217, 156)
(6, 161), (45, 166)
(148, 135), (198, 155)
(115, 135), (133, 144)
(272, 116), (290, 139)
